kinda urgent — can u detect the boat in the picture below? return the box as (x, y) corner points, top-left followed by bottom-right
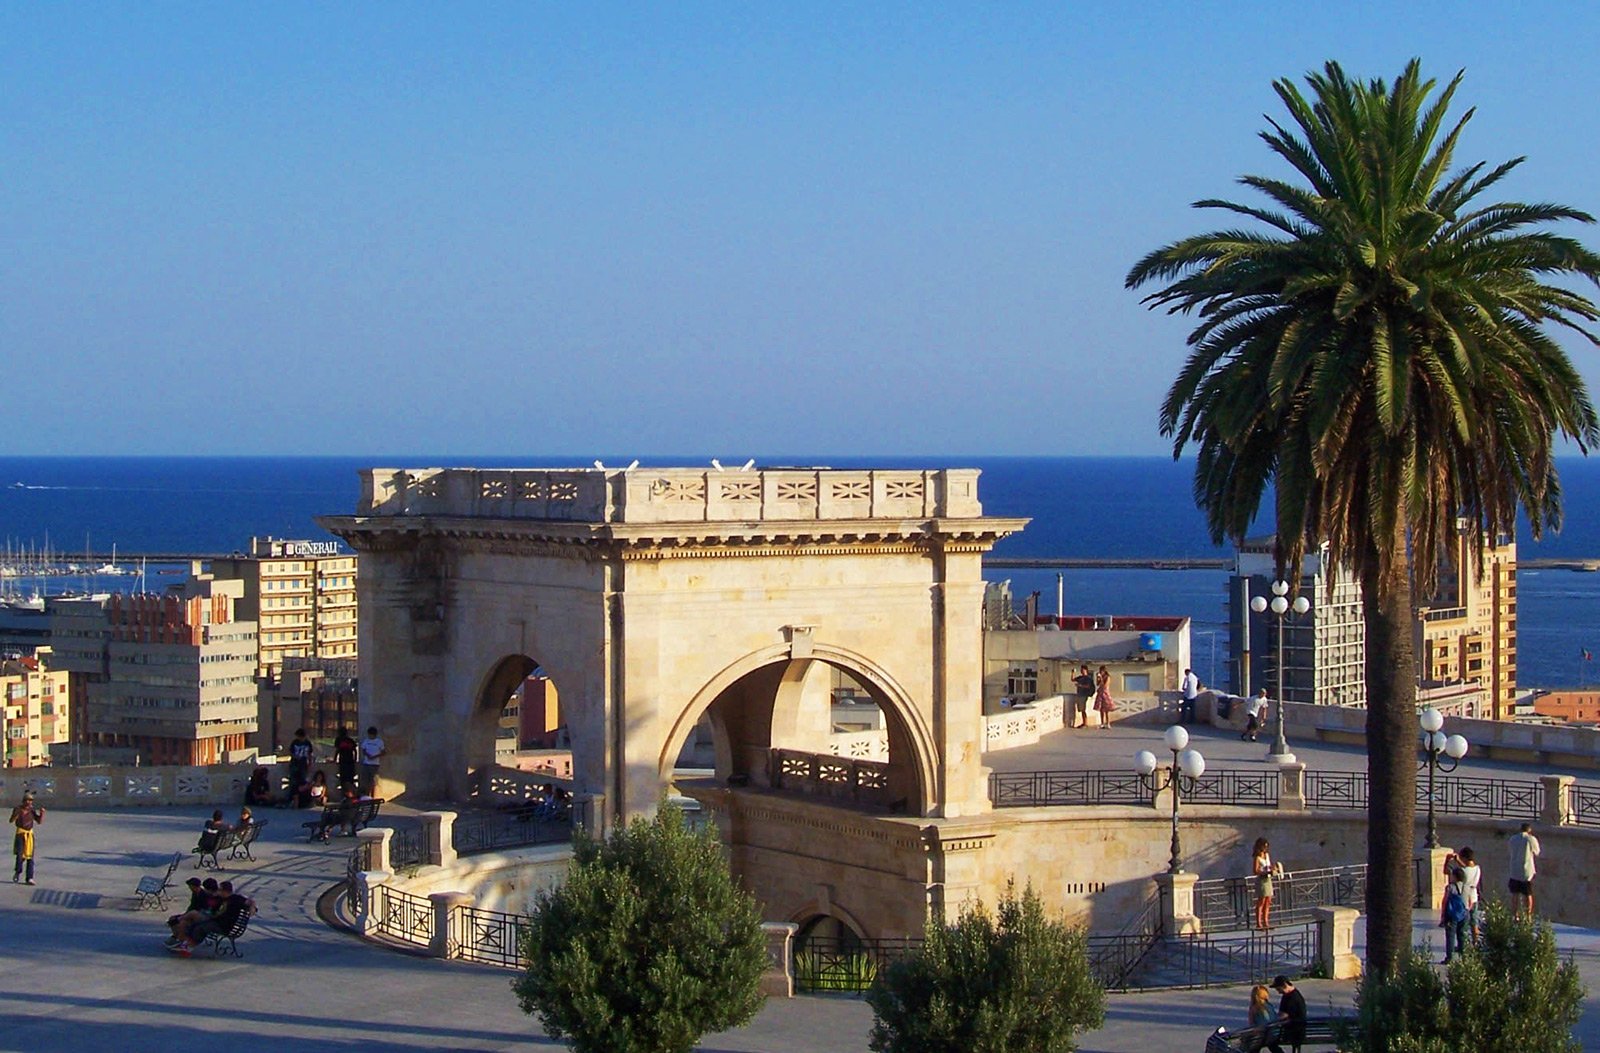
(96, 544), (132, 576)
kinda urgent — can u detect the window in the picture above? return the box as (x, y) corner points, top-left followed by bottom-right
(1005, 665), (1037, 699)
(1121, 673), (1152, 693)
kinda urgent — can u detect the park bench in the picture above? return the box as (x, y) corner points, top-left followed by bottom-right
(194, 827), (248, 870)
(226, 820), (267, 863)
(134, 852), (183, 909)
(1206, 1015), (1346, 1052)
(198, 911), (252, 958)
(301, 798), (383, 842)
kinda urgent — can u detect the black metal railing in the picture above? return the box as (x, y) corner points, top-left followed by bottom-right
(374, 884), (433, 947)
(989, 769), (1150, 807)
(1086, 883), (1164, 989)
(792, 935), (924, 993)
(1193, 864), (1365, 931)
(1419, 774), (1541, 819)
(453, 904), (531, 968)
(452, 811), (571, 855)
(389, 825), (424, 869)
(1113, 923), (1318, 991)
(1573, 783), (1600, 827)
(1185, 769), (1280, 807)
(1304, 770), (1368, 810)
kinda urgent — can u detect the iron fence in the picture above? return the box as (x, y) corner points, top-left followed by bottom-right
(453, 904), (532, 968)
(792, 935), (924, 993)
(1117, 923), (1318, 991)
(1304, 770), (1367, 810)
(452, 811), (571, 855)
(989, 769), (1149, 807)
(1420, 775), (1541, 820)
(389, 824), (424, 869)
(1185, 769), (1279, 807)
(373, 884), (433, 948)
(1193, 864), (1365, 930)
(1573, 783), (1600, 827)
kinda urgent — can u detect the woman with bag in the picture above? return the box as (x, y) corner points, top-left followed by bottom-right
(1094, 665), (1115, 730)
(1252, 837), (1275, 930)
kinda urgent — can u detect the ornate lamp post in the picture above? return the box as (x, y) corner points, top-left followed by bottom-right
(1419, 707), (1469, 849)
(1249, 580), (1310, 764)
(1135, 725), (1208, 874)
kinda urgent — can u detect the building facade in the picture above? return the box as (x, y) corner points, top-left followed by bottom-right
(2, 649), (70, 768)
(1415, 525), (1518, 719)
(209, 537), (358, 683)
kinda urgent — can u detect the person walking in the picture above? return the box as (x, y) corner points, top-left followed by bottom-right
(10, 790), (45, 885)
(358, 726), (386, 798)
(1072, 665), (1095, 729)
(1252, 837), (1275, 930)
(1242, 689), (1269, 742)
(1508, 822), (1541, 919)
(1093, 666), (1114, 730)
(1180, 667), (1201, 723)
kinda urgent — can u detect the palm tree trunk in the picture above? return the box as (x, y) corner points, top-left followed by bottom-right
(1362, 534), (1419, 976)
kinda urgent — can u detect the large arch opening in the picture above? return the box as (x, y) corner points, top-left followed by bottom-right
(663, 646), (935, 815)
(468, 653), (573, 813)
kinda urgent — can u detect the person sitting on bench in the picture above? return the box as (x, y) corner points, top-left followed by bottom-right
(1265, 975), (1307, 1053)
(196, 811), (230, 855)
(170, 880), (254, 956)
(166, 877), (220, 945)
(244, 767), (276, 807)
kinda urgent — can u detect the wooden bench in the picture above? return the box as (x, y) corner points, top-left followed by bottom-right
(197, 911), (252, 958)
(1205, 1016), (1346, 1052)
(301, 799), (383, 842)
(135, 852), (183, 909)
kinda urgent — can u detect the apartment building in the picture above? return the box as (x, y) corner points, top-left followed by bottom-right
(210, 537), (358, 682)
(1415, 525), (1518, 719)
(1, 649), (70, 768)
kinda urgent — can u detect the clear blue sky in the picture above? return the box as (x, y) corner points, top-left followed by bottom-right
(7, 3), (1599, 457)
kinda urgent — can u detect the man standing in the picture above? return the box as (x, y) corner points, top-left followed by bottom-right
(10, 790), (44, 885)
(1265, 975), (1306, 1053)
(1072, 665), (1095, 729)
(333, 727), (358, 794)
(1180, 668), (1201, 724)
(358, 726), (386, 798)
(1508, 821), (1542, 919)
(288, 728), (315, 803)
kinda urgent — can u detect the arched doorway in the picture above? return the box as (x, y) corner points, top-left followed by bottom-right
(469, 654), (571, 804)
(661, 644), (937, 815)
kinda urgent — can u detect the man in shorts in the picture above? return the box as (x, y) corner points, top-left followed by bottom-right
(1508, 821), (1541, 919)
(1072, 665), (1095, 728)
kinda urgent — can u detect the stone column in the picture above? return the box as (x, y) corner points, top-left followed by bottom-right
(759, 922), (798, 997)
(1155, 871), (1201, 935)
(1415, 846), (1454, 915)
(428, 890), (474, 959)
(354, 869), (391, 936)
(1541, 774), (1574, 826)
(420, 811), (457, 868)
(1277, 763), (1307, 811)
(1314, 906), (1362, 979)
(357, 827), (393, 873)
(573, 792), (607, 837)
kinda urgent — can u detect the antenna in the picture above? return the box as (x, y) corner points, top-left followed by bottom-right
(710, 459), (724, 472)
(741, 459), (755, 471)
(627, 459), (639, 470)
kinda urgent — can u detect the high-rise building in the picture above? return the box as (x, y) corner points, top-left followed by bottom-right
(209, 537), (358, 682)
(1228, 527), (1516, 716)
(2, 648), (70, 768)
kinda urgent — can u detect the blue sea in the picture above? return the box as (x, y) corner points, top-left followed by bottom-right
(2, 455), (1599, 689)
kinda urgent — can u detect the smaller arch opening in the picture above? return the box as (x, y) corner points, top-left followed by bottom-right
(468, 654), (573, 810)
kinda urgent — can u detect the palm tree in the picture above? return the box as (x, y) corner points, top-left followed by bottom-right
(1127, 60), (1600, 975)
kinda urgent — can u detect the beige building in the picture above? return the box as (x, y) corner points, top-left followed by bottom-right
(982, 612), (1191, 714)
(210, 537), (358, 682)
(2, 648), (70, 768)
(1416, 524), (1517, 720)
(84, 574), (259, 766)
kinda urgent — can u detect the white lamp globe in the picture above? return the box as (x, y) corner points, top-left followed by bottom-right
(1271, 579), (1289, 596)
(1250, 596), (1268, 613)
(1163, 725), (1190, 752)
(1134, 750), (1158, 776)
(1420, 707), (1445, 733)
(1178, 749), (1206, 779)
(1270, 596), (1289, 615)
(1429, 730), (1448, 753)
(1291, 596), (1310, 615)
(1445, 734), (1469, 760)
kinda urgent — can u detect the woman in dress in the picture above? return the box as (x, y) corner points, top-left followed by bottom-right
(1094, 665), (1114, 730)
(1252, 837), (1275, 930)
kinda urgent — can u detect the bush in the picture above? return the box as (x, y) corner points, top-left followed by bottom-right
(865, 882), (1106, 1053)
(513, 805), (768, 1053)
(1347, 900), (1583, 1053)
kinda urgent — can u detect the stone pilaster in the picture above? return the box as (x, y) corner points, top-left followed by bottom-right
(1314, 906), (1362, 979)
(1541, 775), (1574, 826)
(420, 810), (457, 868)
(428, 890), (473, 959)
(357, 827), (392, 873)
(1155, 871), (1201, 935)
(1416, 846), (1455, 915)
(1277, 762), (1307, 811)
(759, 922), (798, 997)
(353, 869), (390, 936)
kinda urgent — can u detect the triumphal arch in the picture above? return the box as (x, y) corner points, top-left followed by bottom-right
(321, 465), (1024, 838)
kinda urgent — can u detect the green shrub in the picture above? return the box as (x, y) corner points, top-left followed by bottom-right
(513, 805), (767, 1053)
(1346, 901), (1583, 1053)
(866, 882), (1106, 1053)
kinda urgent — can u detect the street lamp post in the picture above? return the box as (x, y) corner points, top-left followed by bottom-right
(1135, 725), (1208, 874)
(1249, 580), (1310, 764)
(1419, 707), (1469, 849)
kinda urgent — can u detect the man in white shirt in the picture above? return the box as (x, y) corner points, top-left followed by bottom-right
(1242, 689), (1269, 742)
(1180, 668), (1201, 724)
(1507, 822), (1541, 919)
(358, 726), (386, 798)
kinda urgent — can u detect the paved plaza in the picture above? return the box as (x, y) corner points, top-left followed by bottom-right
(3, 723), (1600, 1052)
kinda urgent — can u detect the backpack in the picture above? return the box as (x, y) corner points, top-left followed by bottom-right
(1443, 887), (1468, 925)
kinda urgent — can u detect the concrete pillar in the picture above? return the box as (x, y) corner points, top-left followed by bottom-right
(357, 827), (392, 873)
(1155, 871), (1201, 935)
(1314, 906), (1362, 979)
(428, 890), (474, 958)
(1416, 846), (1454, 914)
(420, 811), (457, 868)
(354, 869), (390, 936)
(574, 792), (607, 837)
(759, 922), (798, 997)
(1277, 763), (1307, 811)
(1541, 775), (1574, 826)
